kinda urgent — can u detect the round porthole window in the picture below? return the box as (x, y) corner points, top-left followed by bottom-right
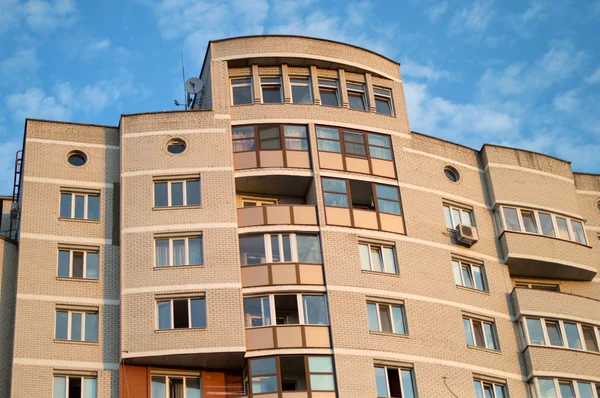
(67, 151), (87, 167)
(596, 199), (600, 212)
(167, 138), (186, 154)
(444, 166), (460, 182)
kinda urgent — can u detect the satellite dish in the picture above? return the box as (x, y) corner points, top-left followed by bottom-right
(184, 77), (203, 94)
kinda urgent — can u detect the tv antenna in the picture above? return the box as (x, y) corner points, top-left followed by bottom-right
(174, 51), (203, 110)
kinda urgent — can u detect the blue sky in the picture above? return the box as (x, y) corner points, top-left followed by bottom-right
(1, 0), (600, 192)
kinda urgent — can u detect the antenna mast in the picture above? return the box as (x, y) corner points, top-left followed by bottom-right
(180, 50), (187, 110)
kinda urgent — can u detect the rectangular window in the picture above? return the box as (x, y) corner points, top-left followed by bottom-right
(515, 282), (560, 291)
(55, 310), (98, 342)
(258, 124), (282, 150)
(151, 375), (202, 398)
(284, 125), (309, 150)
(155, 236), (203, 267)
(474, 379), (507, 398)
(452, 259), (487, 291)
(156, 297), (206, 330)
(359, 242), (398, 274)
(347, 83), (367, 111)
(539, 212), (555, 237)
(248, 356), (335, 394)
(241, 196), (278, 207)
(463, 316), (498, 350)
(60, 192), (100, 220)
(58, 249), (99, 279)
(239, 233), (322, 265)
(556, 217), (571, 240)
(521, 209), (538, 233)
(523, 317), (600, 352)
(374, 87), (394, 115)
(367, 301), (407, 334)
(244, 294), (328, 327)
(374, 366), (416, 398)
(322, 178), (349, 207)
(318, 79), (340, 107)
(154, 179), (201, 207)
(502, 207), (521, 231)
(232, 126), (256, 152)
(532, 378), (600, 398)
(343, 131), (367, 157)
(443, 204), (474, 229)
(316, 126), (341, 153)
(323, 178), (402, 216)
(368, 133), (393, 160)
(54, 376), (97, 398)
(290, 77), (312, 104)
(261, 76), (282, 104)
(571, 220), (587, 244)
(231, 77), (253, 105)
(582, 325), (599, 352)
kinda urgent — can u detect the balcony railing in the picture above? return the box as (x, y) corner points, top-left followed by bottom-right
(241, 262), (324, 288)
(237, 205), (318, 228)
(245, 325), (331, 351)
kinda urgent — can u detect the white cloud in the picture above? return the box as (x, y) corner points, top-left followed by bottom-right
(585, 68), (600, 84)
(5, 88), (71, 121)
(81, 38), (111, 60)
(426, 2), (448, 23)
(0, 0), (20, 35)
(21, 0), (78, 31)
(552, 90), (578, 113)
(345, 1), (370, 26)
(449, 0), (496, 35)
(507, 0), (550, 37)
(0, 49), (39, 82)
(401, 60), (450, 81)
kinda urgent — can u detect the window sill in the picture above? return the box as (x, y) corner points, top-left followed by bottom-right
(467, 344), (501, 354)
(54, 339), (98, 346)
(361, 270), (401, 278)
(456, 285), (490, 295)
(374, 112), (396, 118)
(153, 205), (203, 211)
(154, 328), (207, 333)
(58, 217), (101, 224)
(154, 264), (205, 270)
(56, 277), (99, 283)
(369, 330), (409, 338)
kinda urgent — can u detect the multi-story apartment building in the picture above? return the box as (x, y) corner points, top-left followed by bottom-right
(0, 35), (599, 398)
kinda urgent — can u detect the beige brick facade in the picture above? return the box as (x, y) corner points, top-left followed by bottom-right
(0, 35), (599, 398)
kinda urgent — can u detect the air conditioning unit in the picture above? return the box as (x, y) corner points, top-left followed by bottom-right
(456, 224), (478, 246)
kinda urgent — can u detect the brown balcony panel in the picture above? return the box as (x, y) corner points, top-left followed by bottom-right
(500, 232), (598, 281)
(233, 152), (258, 170)
(237, 205), (317, 227)
(233, 150), (311, 171)
(241, 263), (324, 288)
(246, 325), (331, 351)
(513, 288), (600, 324)
(371, 158), (395, 179)
(523, 345), (600, 380)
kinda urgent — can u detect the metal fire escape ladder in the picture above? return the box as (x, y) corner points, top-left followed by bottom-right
(8, 150), (23, 240)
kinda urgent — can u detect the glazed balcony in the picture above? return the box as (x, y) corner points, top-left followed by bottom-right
(246, 325), (331, 351)
(237, 204), (317, 228)
(500, 231), (598, 281)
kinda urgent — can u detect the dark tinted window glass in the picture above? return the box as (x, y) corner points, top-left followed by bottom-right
(349, 181), (374, 210)
(171, 182), (183, 206)
(343, 131), (366, 157)
(320, 89), (339, 107)
(275, 295), (299, 325)
(186, 180), (201, 206)
(262, 87), (282, 103)
(58, 250), (70, 277)
(74, 195), (85, 219)
(375, 98), (392, 115)
(280, 357), (307, 391)
(233, 86), (252, 105)
(239, 235), (266, 265)
(348, 93), (366, 110)
(72, 251), (84, 278)
(60, 193), (72, 217)
(190, 298), (206, 328)
(173, 299), (189, 328)
(87, 195), (99, 220)
(259, 125), (282, 150)
(154, 183), (168, 207)
(292, 85), (311, 104)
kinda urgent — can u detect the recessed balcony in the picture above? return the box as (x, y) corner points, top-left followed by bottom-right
(246, 325), (331, 351)
(500, 231), (598, 281)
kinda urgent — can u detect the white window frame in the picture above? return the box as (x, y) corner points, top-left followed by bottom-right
(359, 241), (399, 274)
(260, 76), (283, 104)
(497, 205), (588, 245)
(55, 310), (98, 342)
(530, 378), (600, 398)
(244, 293), (329, 328)
(156, 297), (206, 330)
(443, 204), (474, 230)
(154, 236), (203, 267)
(373, 86), (394, 116)
(318, 79), (340, 107)
(53, 375), (97, 398)
(474, 379), (507, 398)
(60, 192), (99, 219)
(521, 317), (600, 353)
(514, 281), (560, 291)
(375, 366), (415, 398)
(240, 196), (278, 207)
(154, 179), (200, 207)
(230, 76), (253, 105)
(58, 249), (99, 279)
(464, 316), (499, 350)
(367, 301), (407, 334)
(151, 375), (202, 398)
(289, 76), (313, 104)
(453, 259), (487, 291)
(346, 82), (367, 110)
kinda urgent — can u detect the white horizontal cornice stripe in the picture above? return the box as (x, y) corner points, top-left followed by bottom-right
(515, 310), (600, 327)
(504, 253), (597, 273)
(327, 285), (512, 320)
(20, 233), (112, 246)
(586, 225), (600, 232)
(245, 348), (334, 358)
(494, 200), (583, 220)
(122, 166), (233, 177)
(122, 128), (226, 138)
(27, 138), (119, 150)
(402, 147), (483, 173)
(399, 182), (490, 209)
(238, 225), (320, 234)
(214, 114), (231, 119)
(215, 53), (401, 82)
(122, 346), (245, 358)
(13, 357), (119, 370)
(122, 283), (241, 295)
(17, 294), (119, 305)
(231, 119), (411, 139)
(334, 348), (524, 381)
(243, 285), (326, 295)
(122, 222), (237, 234)
(234, 169), (313, 178)
(24, 176), (114, 189)
(576, 189), (600, 196)
(485, 163), (574, 184)
(319, 170), (397, 186)
(320, 226), (503, 263)
(529, 371), (600, 384)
